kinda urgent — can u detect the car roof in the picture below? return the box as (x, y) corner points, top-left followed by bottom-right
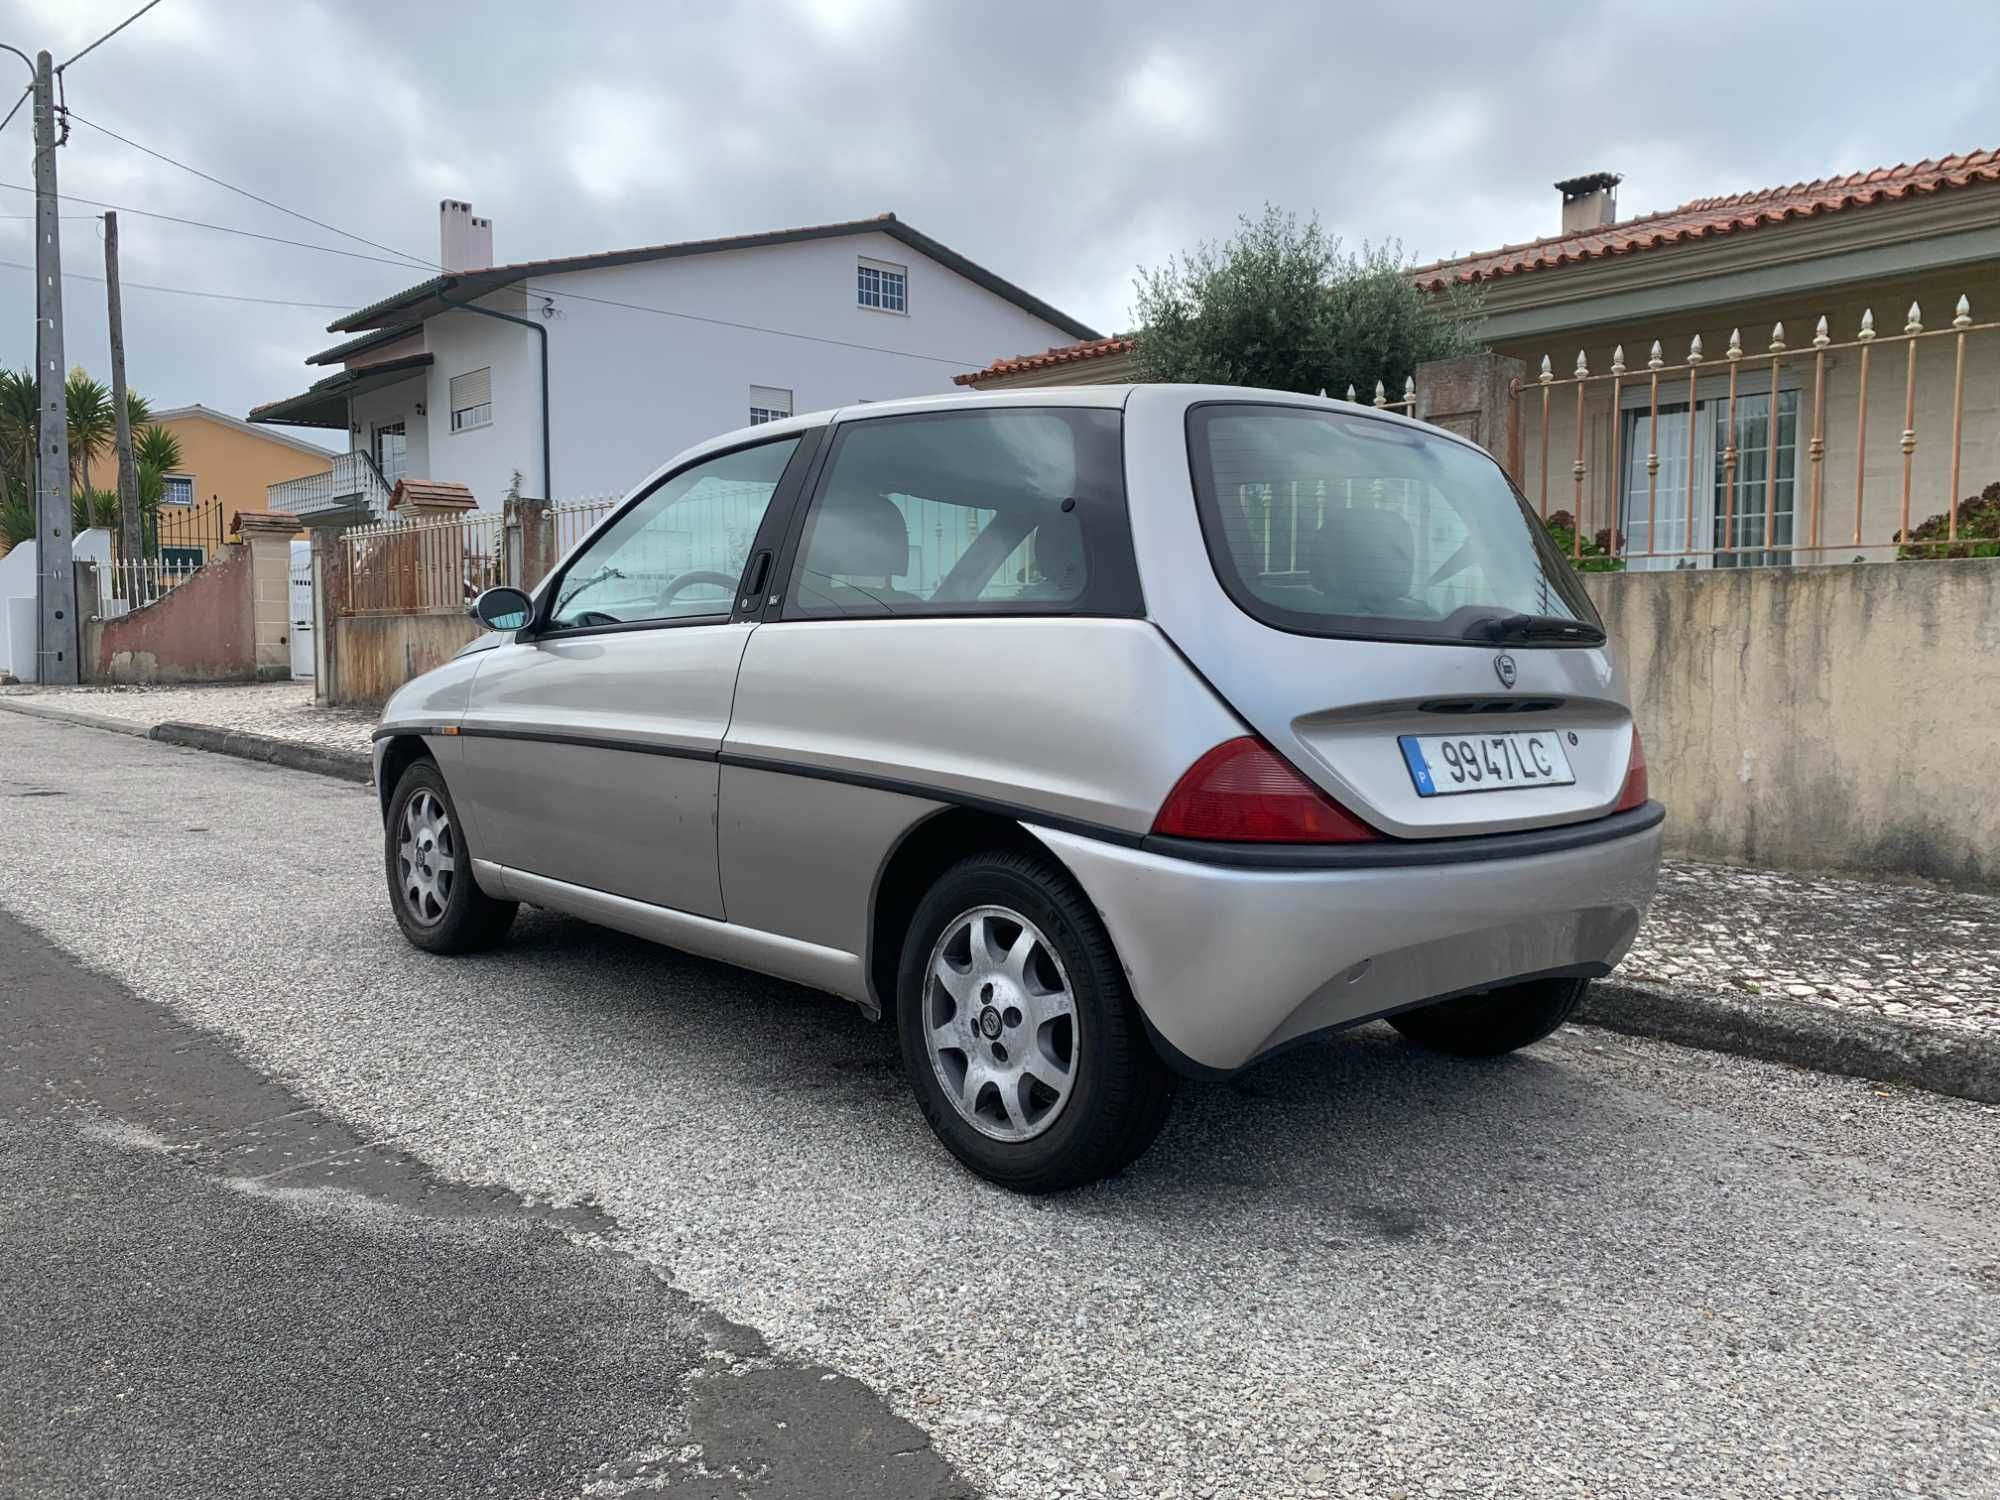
(642, 382), (1489, 494)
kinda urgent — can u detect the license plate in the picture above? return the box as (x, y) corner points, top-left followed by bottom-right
(1398, 729), (1576, 797)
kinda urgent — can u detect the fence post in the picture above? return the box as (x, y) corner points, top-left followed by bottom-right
(1413, 353), (1526, 467)
(506, 494), (554, 590)
(310, 525), (346, 707)
(234, 510), (302, 682)
(72, 559), (100, 682)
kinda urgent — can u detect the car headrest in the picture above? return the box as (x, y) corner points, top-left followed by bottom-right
(1309, 505), (1416, 611)
(810, 491), (909, 578)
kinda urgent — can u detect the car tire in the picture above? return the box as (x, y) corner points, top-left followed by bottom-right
(895, 850), (1175, 1193)
(1388, 975), (1591, 1057)
(384, 758), (517, 955)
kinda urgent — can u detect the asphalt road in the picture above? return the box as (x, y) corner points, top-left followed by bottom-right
(3, 713), (1997, 1499)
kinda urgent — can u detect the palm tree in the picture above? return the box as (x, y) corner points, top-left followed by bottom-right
(65, 369), (114, 498)
(135, 423), (183, 555)
(0, 367), (36, 516)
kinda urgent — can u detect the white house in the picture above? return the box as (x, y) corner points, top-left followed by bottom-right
(250, 202), (1099, 523)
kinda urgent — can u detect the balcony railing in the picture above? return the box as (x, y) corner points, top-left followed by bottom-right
(269, 449), (393, 522)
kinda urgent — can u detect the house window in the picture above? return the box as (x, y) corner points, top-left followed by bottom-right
(373, 422), (409, 487)
(161, 474), (194, 507)
(450, 367), (493, 432)
(857, 258), (907, 314)
(1618, 387), (1799, 570)
(748, 386), (793, 426)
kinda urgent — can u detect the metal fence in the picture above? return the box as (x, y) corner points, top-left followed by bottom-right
(1512, 293), (1998, 568)
(341, 510), (505, 616)
(552, 494), (619, 559)
(99, 554), (204, 613)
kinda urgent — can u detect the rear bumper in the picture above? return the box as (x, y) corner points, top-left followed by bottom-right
(1030, 804), (1664, 1076)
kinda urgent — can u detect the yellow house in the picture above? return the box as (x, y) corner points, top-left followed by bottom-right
(146, 405), (333, 562)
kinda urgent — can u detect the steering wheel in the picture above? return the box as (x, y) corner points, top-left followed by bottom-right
(659, 569), (743, 604)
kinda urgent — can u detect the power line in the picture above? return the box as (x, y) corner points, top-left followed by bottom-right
(60, 107), (994, 369)
(0, 84), (27, 137)
(0, 257), (351, 310)
(62, 108), (437, 270)
(0, 181), (449, 268)
(56, 0), (170, 72)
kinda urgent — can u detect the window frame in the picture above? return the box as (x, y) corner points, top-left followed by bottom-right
(449, 366), (494, 433)
(160, 473), (196, 507)
(1184, 399), (1603, 649)
(748, 384), (793, 427)
(856, 257), (908, 316)
(527, 427), (824, 643)
(769, 405), (1144, 626)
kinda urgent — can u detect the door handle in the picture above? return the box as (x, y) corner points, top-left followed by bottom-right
(740, 551), (771, 611)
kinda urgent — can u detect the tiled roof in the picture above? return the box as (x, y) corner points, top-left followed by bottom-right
(388, 479), (476, 513)
(327, 213), (1100, 342)
(1413, 149), (2000, 290)
(952, 335), (1138, 386)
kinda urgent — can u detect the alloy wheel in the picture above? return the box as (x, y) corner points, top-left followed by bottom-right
(922, 905), (1078, 1142)
(396, 788), (457, 927)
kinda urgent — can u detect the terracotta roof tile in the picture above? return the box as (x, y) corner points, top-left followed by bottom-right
(952, 335), (1138, 386)
(1413, 149), (2000, 290)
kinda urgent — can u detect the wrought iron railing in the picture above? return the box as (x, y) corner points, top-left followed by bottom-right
(269, 449), (394, 521)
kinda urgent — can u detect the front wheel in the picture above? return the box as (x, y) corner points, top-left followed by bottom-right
(1388, 975), (1591, 1057)
(384, 759), (517, 954)
(895, 851), (1174, 1193)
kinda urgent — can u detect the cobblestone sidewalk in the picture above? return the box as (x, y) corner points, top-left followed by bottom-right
(5, 681), (1995, 1046)
(0, 682), (374, 756)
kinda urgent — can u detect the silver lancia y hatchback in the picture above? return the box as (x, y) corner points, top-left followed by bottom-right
(374, 386), (1662, 1192)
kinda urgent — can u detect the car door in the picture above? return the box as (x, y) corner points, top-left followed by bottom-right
(452, 430), (817, 919)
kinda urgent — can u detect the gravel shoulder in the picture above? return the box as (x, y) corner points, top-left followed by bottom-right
(5, 713), (1998, 1500)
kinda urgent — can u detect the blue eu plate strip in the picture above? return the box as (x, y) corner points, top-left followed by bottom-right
(1398, 736), (1436, 797)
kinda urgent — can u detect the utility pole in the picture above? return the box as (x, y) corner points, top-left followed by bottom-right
(32, 49), (76, 684)
(105, 210), (142, 595)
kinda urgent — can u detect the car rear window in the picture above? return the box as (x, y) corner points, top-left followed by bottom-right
(1186, 403), (1601, 645)
(784, 407), (1141, 619)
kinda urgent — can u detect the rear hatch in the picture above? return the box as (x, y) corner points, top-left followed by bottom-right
(1170, 400), (1637, 840)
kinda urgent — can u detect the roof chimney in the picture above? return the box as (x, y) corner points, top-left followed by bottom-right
(439, 199), (493, 271)
(1555, 172), (1622, 234)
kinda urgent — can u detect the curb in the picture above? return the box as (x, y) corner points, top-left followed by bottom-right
(0, 696), (155, 739)
(1579, 978), (2000, 1106)
(0, 697), (372, 785)
(149, 721), (373, 785)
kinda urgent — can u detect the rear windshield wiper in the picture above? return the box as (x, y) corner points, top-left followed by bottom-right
(1467, 612), (1607, 646)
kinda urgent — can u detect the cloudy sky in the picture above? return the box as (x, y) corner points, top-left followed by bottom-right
(5, 0), (1997, 448)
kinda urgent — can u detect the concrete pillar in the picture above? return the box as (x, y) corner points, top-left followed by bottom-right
(1413, 353), (1527, 480)
(72, 559), (101, 683)
(232, 511), (302, 682)
(309, 525), (345, 707)
(505, 493), (555, 590)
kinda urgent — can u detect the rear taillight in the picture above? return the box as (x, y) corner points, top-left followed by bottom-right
(1614, 726), (1649, 812)
(1152, 737), (1381, 843)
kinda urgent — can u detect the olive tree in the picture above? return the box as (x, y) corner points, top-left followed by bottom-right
(1130, 206), (1483, 397)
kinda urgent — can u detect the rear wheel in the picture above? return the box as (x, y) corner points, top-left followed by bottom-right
(1388, 975), (1591, 1057)
(384, 759), (517, 954)
(895, 851), (1174, 1193)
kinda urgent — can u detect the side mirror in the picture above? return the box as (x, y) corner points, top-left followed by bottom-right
(471, 586), (534, 632)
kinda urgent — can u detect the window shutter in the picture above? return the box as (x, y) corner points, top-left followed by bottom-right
(451, 367), (492, 411)
(749, 385), (792, 416)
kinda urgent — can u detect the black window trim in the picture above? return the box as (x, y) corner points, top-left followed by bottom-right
(1183, 399), (1604, 650)
(768, 404), (1144, 626)
(527, 425), (825, 643)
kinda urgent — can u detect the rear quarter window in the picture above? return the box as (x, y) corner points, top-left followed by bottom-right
(783, 407), (1140, 619)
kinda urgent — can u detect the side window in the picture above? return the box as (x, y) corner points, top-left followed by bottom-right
(785, 407), (1138, 619)
(548, 437), (799, 630)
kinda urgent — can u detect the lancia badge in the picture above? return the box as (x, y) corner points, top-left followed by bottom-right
(1494, 653), (1518, 689)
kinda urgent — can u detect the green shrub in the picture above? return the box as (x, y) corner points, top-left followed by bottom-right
(1543, 510), (1626, 572)
(1895, 481), (2000, 559)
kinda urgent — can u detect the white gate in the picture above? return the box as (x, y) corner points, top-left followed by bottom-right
(288, 540), (315, 680)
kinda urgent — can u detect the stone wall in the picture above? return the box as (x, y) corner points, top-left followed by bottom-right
(329, 613), (481, 708)
(1583, 559), (2000, 887)
(88, 544), (259, 684)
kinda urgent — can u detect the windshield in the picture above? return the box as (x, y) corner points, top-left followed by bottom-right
(1186, 404), (1602, 645)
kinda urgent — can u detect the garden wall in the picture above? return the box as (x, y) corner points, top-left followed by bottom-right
(1583, 559), (2000, 887)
